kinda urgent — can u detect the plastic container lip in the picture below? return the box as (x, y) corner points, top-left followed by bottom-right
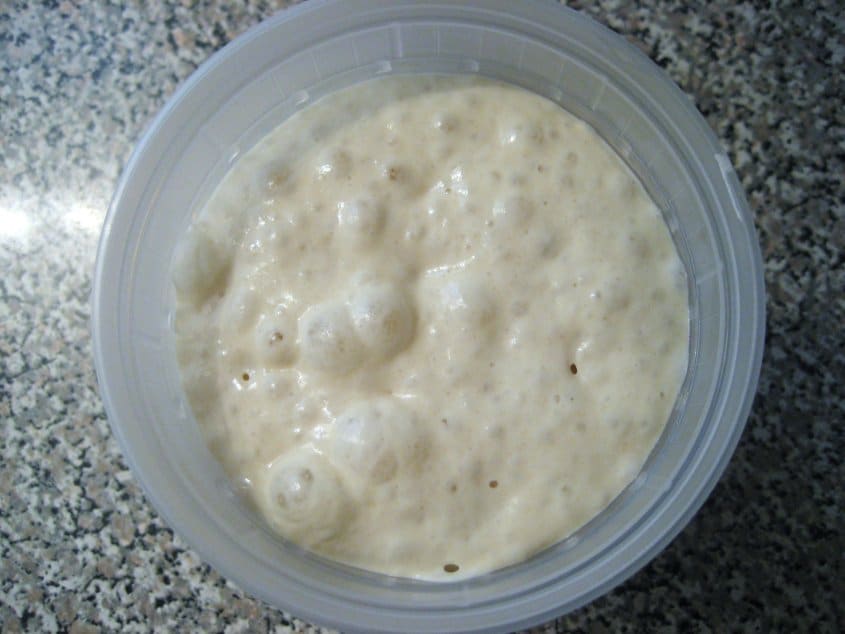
(92, 1), (766, 633)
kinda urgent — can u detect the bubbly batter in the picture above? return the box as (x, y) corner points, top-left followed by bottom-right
(172, 76), (689, 580)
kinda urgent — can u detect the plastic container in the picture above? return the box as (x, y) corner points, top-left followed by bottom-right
(92, 1), (765, 632)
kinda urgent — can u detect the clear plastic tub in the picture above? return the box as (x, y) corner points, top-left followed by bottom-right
(91, 1), (765, 632)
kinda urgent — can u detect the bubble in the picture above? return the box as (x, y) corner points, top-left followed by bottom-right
(498, 119), (544, 146)
(332, 406), (396, 483)
(298, 301), (364, 374)
(314, 148), (353, 180)
(336, 199), (386, 246)
(433, 112), (459, 132)
(330, 399), (428, 484)
(262, 447), (351, 545)
(347, 284), (416, 359)
(375, 160), (425, 196)
(254, 309), (298, 366)
(491, 195), (534, 231)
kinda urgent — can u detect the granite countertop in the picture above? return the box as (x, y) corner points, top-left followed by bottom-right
(1, 1), (842, 631)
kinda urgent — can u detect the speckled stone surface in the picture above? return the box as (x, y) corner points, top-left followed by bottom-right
(1, 0), (842, 631)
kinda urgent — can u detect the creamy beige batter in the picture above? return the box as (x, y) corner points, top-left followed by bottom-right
(172, 76), (689, 580)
